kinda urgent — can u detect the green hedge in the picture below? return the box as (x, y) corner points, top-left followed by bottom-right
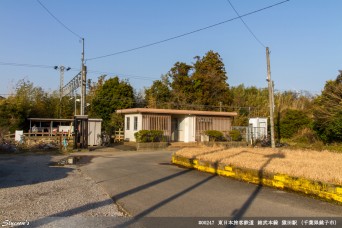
(204, 130), (225, 141)
(229, 129), (242, 141)
(134, 130), (164, 142)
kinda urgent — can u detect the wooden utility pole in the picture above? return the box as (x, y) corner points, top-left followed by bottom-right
(266, 47), (276, 148)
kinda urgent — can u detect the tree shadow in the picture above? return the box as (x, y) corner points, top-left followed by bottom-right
(0, 155), (73, 188)
(230, 152), (285, 223)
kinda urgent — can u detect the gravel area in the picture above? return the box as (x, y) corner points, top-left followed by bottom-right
(0, 154), (125, 227)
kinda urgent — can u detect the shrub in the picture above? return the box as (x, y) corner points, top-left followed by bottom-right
(204, 130), (224, 141)
(134, 130), (164, 142)
(278, 109), (311, 139)
(229, 129), (242, 141)
(292, 127), (319, 144)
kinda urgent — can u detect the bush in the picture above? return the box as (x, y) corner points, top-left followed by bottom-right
(204, 130), (225, 141)
(278, 109), (311, 139)
(229, 129), (242, 141)
(292, 127), (319, 144)
(134, 130), (164, 142)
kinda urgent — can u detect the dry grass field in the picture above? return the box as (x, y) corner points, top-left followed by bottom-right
(175, 146), (342, 185)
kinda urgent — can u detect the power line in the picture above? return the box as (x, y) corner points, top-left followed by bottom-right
(0, 61), (81, 73)
(0, 61), (57, 69)
(226, 0), (266, 48)
(36, 0), (82, 39)
(0, 61), (158, 81)
(87, 0), (289, 61)
(87, 70), (159, 81)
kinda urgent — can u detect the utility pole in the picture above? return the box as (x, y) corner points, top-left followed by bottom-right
(80, 38), (86, 116)
(54, 65), (71, 118)
(266, 47), (276, 148)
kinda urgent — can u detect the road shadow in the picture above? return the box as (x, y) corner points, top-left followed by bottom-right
(0, 155), (73, 188)
(116, 174), (216, 227)
(30, 198), (130, 227)
(112, 169), (192, 202)
(231, 152), (285, 222)
(32, 167), (207, 227)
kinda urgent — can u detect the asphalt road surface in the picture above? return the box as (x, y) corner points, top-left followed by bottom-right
(80, 149), (342, 226)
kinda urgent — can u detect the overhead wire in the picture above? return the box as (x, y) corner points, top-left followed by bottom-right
(36, 0), (83, 39)
(0, 61), (159, 81)
(87, 0), (289, 61)
(0, 61), (60, 69)
(87, 70), (159, 81)
(226, 0), (266, 48)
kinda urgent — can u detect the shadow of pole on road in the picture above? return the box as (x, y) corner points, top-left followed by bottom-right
(117, 174), (216, 228)
(231, 152), (285, 223)
(112, 169), (192, 202)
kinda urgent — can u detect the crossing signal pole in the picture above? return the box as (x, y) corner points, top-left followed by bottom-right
(266, 47), (276, 148)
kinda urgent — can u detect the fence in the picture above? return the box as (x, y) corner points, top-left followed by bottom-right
(3, 132), (74, 151)
(232, 126), (267, 145)
(113, 129), (124, 142)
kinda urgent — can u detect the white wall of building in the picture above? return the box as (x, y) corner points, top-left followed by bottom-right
(124, 114), (142, 142)
(183, 116), (196, 142)
(175, 116), (196, 142)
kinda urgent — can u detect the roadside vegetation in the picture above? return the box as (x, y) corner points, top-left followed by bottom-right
(175, 147), (342, 185)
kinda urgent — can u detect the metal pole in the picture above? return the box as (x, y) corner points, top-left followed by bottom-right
(80, 38), (86, 115)
(74, 91), (77, 115)
(266, 47), (276, 148)
(59, 66), (65, 118)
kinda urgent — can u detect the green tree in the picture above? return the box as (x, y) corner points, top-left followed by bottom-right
(278, 109), (311, 139)
(167, 62), (193, 107)
(145, 79), (171, 108)
(89, 76), (134, 132)
(146, 51), (230, 110)
(0, 79), (65, 132)
(229, 84), (269, 126)
(192, 51), (230, 109)
(313, 73), (342, 143)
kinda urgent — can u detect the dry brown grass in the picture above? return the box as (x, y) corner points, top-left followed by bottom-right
(175, 147), (342, 185)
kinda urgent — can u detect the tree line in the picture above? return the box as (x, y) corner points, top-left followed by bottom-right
(0, 50), (341, 144)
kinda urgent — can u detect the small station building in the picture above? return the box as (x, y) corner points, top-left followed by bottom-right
(116, 108), (237, 142)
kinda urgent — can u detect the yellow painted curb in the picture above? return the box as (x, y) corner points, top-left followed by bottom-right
(172, 155), (342, 204)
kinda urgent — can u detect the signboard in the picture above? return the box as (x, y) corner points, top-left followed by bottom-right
(62, 72), (81, 97)
(198, 117), (212, 123)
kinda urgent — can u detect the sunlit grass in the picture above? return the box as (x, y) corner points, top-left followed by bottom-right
(175, 147), (342, 185)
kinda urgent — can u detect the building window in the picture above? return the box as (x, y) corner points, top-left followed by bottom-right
(134, 116), (138, 131)
(126, 117), (130, 130)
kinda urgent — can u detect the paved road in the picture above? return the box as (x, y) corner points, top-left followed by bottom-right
(80, 149), (342, 225)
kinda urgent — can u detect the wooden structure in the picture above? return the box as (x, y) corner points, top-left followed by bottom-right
(113, 129), (124, 142)
(116, 108), (237, 142)
(27, 117), (102, 146)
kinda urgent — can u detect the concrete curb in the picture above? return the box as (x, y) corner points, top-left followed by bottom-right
(172, 155), (342, 204)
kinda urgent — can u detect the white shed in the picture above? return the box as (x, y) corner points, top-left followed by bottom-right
(248, 117), (268, 141)
(88, 119), (102, 146)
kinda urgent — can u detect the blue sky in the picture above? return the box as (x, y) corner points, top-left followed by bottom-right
(1, 0), (341, 96)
